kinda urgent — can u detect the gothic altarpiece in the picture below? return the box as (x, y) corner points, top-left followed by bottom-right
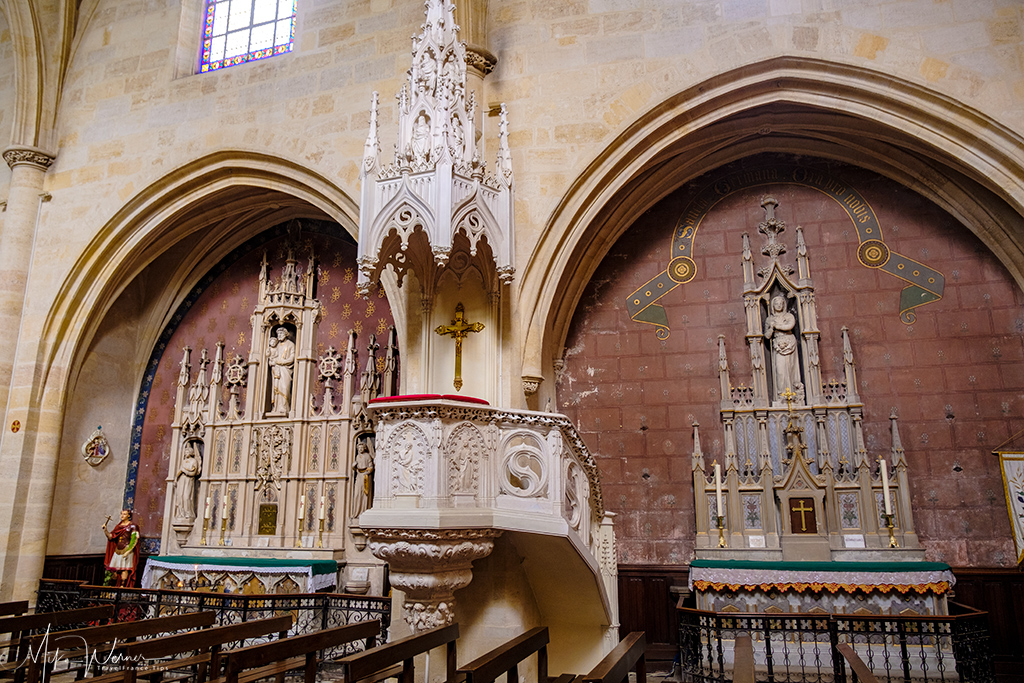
(690, 198), (954, 616)
(149, 239), (398, 595)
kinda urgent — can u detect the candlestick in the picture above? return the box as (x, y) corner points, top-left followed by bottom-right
(296, 509), (304, 548)
(200, 516), (208, 546)
(714, 462), (723, 517)
(316, 516), (325, 548)
(880, 457), (892, 515)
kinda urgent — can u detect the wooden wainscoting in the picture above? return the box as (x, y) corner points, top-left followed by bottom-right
(617, 564), (690, 667)
(951, 567), (1024, 683)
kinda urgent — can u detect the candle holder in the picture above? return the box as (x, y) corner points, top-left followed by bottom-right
(296, 515), (305, 548)
(881, 513), (898, 548)
(218, 516), (227, 546)
(316, 517), (325, 548)
(200, 516), (209, 546)
(716, 515), (726, 547)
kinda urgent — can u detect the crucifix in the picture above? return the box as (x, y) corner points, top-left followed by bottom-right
(434, 302), (484, 391)
(790, 498), (815, 533)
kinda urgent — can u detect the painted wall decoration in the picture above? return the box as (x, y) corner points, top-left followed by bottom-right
(996, 451), (1024, 565)
(560, 154), (1022, 568)
(627, 165), (944, 338)
(126, 221), (395, 551)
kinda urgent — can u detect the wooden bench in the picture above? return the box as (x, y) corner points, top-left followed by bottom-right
(458, 627), (550, 683)
(84, 615), (294, 683)
(22, 610), (218, 683)
(334, 623), (459, 683)
(0, 605), (114, 679)
(580, 632), (646, 683)
(211, 619), (381, 683)
(0, 604), (28, 619)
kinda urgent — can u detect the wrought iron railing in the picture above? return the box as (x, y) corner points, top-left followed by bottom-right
(36, 579), (391, 656)
(679, 602), (993, 683)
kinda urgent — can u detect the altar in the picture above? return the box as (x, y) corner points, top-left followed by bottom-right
(141, 555), (339, 594)
(690, 559), (955, 615)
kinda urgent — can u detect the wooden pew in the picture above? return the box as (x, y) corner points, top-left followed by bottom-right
(211, 619), (381, 683)
(581, 632), (646, 683)
(458, 627), (550, 683)
(0, 605), (114, 679)
(84, 615), (294, 683)
(0, 604), (28, 619)
(22, 610), (217, 683)
(334, 623), (459, 683)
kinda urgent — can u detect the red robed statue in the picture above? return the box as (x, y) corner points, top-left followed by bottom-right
(102, 509), (140, 587)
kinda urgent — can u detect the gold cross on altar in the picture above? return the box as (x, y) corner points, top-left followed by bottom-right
(791, 498), (814, 532)
(435, 302), (484, 391)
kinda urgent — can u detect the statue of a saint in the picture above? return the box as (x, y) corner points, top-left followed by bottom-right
(102, 509), (140, 587)
(350, 439), (375, 518)
(411, 114), (431, 163)
(764, 295), (801, 400)
(173, 441), (201, 520)
(268, 327), (296, 414)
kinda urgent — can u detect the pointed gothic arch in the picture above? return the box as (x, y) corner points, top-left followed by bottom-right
(519, 57), (1024, 395)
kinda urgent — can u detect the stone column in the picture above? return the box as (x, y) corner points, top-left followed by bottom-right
(0, 145), (54, 602)
(0, 146), (53, 424)
(455, 0), (496, 156)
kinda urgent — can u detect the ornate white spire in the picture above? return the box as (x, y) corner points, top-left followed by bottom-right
(357, 0), (515, 297)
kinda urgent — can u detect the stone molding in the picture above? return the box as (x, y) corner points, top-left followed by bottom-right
(3, 146), (56, 171)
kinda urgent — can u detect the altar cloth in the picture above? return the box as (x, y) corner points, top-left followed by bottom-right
(689, 559), (955, 595)
(142, 555), (338, 592)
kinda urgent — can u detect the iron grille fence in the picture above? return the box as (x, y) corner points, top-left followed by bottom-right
(36, 579), (391, 657)
(679, 602), (993, 683)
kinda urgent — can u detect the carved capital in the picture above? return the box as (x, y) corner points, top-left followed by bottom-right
(3, 146), (55, 171)
(522, 375), (543, 397)
(365, 527), (499, 630)
(464, 45), (497, 77)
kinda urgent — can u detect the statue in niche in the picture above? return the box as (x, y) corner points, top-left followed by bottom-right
(396, 432), (417, 492)
(764, 295), (802, 400)
(268, 327), (296, 414)
(452, 442), (475, 492)
(173, 440), (202, 520)
(411, 114), (431, 163)
(350, 438), (375, 518)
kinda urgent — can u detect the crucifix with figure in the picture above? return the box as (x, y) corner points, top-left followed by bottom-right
(435, 302), (484, 391)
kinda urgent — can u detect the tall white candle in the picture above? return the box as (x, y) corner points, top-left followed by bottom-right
(319, 496), (326, 520)
(880, 457), (892, 515)
(714, 462), (723, 518)
(222, 498), (230, 521)
(204, 496), (211, 520)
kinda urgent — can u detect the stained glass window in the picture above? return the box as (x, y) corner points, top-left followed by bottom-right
(200, 0), (296, 73)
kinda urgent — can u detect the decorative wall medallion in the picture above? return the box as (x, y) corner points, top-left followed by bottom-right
(81, 426), (111, 466)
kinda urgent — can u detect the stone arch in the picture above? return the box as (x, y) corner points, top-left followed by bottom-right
(518, 57), (1024, 395)
(5, 151), (357, 597)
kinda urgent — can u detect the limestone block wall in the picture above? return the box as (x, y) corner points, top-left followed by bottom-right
(0, 11), (13, 195)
